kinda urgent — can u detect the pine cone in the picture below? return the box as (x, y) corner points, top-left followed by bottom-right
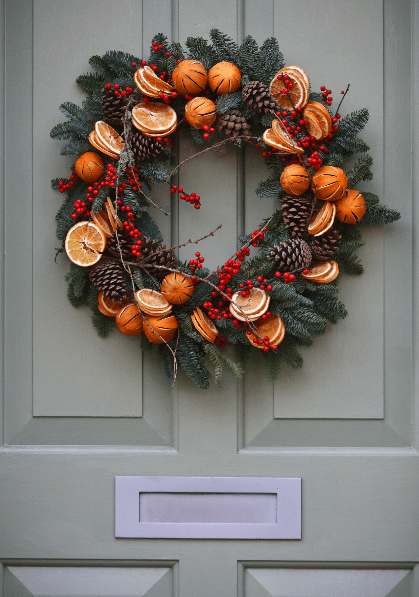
(101, 86), (129, 127)
(128, 131), (165, 163)
(281, 195), (313, 238)
(216, 109), (252, 139)
(106, 229), (134, 261)
(89, 259), (129, 302)
(138, 236), (176, 279)
(268, 239), (312, 272)
(310, 229), (342, 261)
(242, 81), (281, 115)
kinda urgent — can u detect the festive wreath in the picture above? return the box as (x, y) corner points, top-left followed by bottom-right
(51, 30), (400, 389)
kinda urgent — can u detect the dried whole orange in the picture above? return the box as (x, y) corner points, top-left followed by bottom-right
(65, 222), (106, 267)
(75, 152), (105, 184)
(335, 190), (366, 225)
(116, 303), (144, 336)
(208, 61), (241, 95)
(143, 312), (178, 344)
(161, 272), (194, 305)
(171, 60), (208, 95)
(280, 164), (310, 196)
(184, 97), (216, 129)
(312, 166), (348, 202)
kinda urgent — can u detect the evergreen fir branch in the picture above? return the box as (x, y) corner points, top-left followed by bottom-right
(203, 344), (224, 387)
(261, 113), (274, 128)
(362, 191), (380, 206)
(168, 41), (185, 64)
(185, 36), (218, 71)
(51, 177), (67, 190)
(235, 342), (252, 364)
(362, 203), (401, 225)
(103, 50), (139, 76)
(263, 349), (281, 382)
(204, 343), (243, 384)
(59, 101), (90, 123)
(82, 96), (103, 119)
(346, 155), (374, 187)
(67, 282), (90, 308)
(333, 135), (369, 155)
(337, 108), (369, 138)
(177, 335), (210, 389)
(259, 37), (284, 84)
(157, 343), (175, 380)
(89, 54), (113, 77)
(238, 35), (261, 80)
(256, 175), (282, 198)
(276, 336), (304, 369)
(215, 91), (243, 114)
(61, 140), (91, 156)
(136, 212), (164, 244)
(76, 72), (106, 95)
(91, 187), (109, 214)
(278, 310), (311, 341)
(308, 91), (324, 103)
(140, 159), (173, 183)
(91, 306), (116, 338)
(50, 121), (92, 141)
(311, 295), (348, 324)
(292, 306), (328, 335)
(336, 253), (364, 275)
(65, 262), (90, 297)
(130, 267), (144, 290)
(189, 127), (206, 144)
(210, 29), (240, 66)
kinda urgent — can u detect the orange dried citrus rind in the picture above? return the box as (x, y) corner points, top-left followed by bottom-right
(229, 288), (270, 321)
(143, 312), (178, 344)
(135, 288), (172, 315)
(89, 131), (119, 159)
(269, 65), (309, 110)
(247, 314), (286, 348)
(98, 291), (129, 317)
(142, 66), (174, 92)
(105, 197), (122, 231)
(95, 121), (124, 155)
(300, 260), (333, 280)
(304, 101), (332, 139)
(65, 221), (106, 267)
(161, 272), (194, 305)
(91, 209), (114, 238)
(262, 127), (304, 155)
(308, 202), (336, 236)
(191, 307), (218, 343)
(303, 109), (323, 140)
(131, 102), (177, 134)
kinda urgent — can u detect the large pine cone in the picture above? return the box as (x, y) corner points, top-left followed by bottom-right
(101, 86), (130, 127)
(128, 131), (165, 163)
(138, 236), (176, 279)
(268, 239), (312, 272)
(281, 195), (313, 238)
(310, 229), (342, 261)
(216, 109), (252, 139)
(242, 81), (281, 115)
(90, 259), (129, 302)
(106, 229), (135, 261)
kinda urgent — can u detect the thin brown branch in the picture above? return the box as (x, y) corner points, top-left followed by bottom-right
(170, 224), (222, 250)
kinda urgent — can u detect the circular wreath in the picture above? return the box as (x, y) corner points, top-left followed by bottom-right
(51, 30), (400, 389)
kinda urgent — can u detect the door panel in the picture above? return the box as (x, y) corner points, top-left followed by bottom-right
(1, 0), (418, 595)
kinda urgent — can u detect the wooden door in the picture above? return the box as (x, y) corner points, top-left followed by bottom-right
(1, 0), (418, 595)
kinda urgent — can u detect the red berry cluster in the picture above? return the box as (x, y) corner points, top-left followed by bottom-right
(104, 82), (134, 98)
(250, 228), (266, 247)
(202, 124), (215, 140)
(237, 276), (273, 297)
(129, 228), (142, 257)
(85, 163), (118, 205)
(71, 199), (89, 220)
(189, 251), (205, 272)
(215, 335), (227, 349)
(58, 171), (78, 193)
(152, 41), (164, 52)
(247, 331), (278, 352)
(170, 185), (201, 209)
(320, 86), (333, 106)
(277, 72), (293, 94)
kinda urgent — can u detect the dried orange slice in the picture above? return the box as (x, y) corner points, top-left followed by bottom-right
(247, 314), (286, 348)
(91, 209), (114, 238)
(191, 308), (218, 343)
(89, 131), (119, 159)
(132, 103), (177, 135)
(94, 121), (124, 155)
(308, 202), (336, 236)
(135, 288), (172, 315)
(229, 288), (270, 321)
(304, 102), (332, 139)
(269, 65), (309, 110)
(303, 110), (323, 140)
(131, 113), (177, 137)
(142, 66), (174, 93)
(105, 197), (122, 232)
(272, 119), (300, 150)
(300, 261), (333, 280)
(313, 260), (339, 283)
(262, 127), (304, 155)
(65, 221), (106, 267)
(98, 291), (129, 317)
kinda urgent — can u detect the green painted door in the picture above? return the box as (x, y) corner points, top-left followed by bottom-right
(1, 0), (418, 595)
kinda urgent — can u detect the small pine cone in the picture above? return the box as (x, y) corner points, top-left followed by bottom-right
(216, 109), (252, 139)
(268, 239), (312, 272)
(90, 259), (129, 302)
(106, 229), (134, 261)
(281, 195), (313, 238)
(101, 86), (129, 127)
(138, 236), (176, 279)
(128, 131), (165, 163)
(242, 81), (281, 115)
(310, 229), (342, 261)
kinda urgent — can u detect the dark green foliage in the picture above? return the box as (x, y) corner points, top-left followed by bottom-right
(203, 344), (244, 387)
(91, 187), (109, 214)
(256, 175), (284, 198)
(238, 36), (284, 85)
(140, 160), (173, 183)
(262, 349), (281, 382)
(91, 305), (116, 338)
(177, 335), (210, 389)
(210, 29), (240, 66)
(276, 336), (304, 369)
(185, 36), (218, 70)
(346, 155), (374, 187)
(215, 92), (243, 114)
